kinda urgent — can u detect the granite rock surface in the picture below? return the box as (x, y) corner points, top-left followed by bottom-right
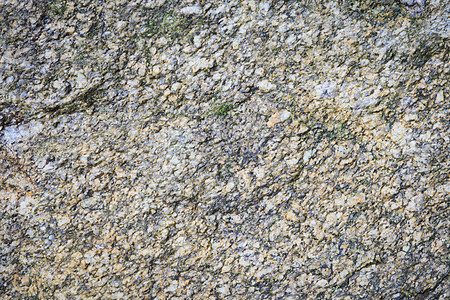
(1, 0), (449, 299)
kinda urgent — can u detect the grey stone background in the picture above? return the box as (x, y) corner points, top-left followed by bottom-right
(1, 0), (448, 298)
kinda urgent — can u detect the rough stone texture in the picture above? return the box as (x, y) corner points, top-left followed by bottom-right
(1, 0), (449, 299)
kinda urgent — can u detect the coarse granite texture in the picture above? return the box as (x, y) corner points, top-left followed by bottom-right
(1, 0), (449, 299)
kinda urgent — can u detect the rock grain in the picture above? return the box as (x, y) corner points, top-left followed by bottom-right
(1, 0), (449, 299)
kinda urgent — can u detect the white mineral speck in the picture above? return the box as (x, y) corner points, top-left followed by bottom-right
(258, 80), (276, 92)
(303, 149), (315, 163)
(180, 6), (202, 15)
(391, 122), (407, 142)
(1, 121), (44, 144)
(267, 110), (291, 127)
(260, 2), (271, 15)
